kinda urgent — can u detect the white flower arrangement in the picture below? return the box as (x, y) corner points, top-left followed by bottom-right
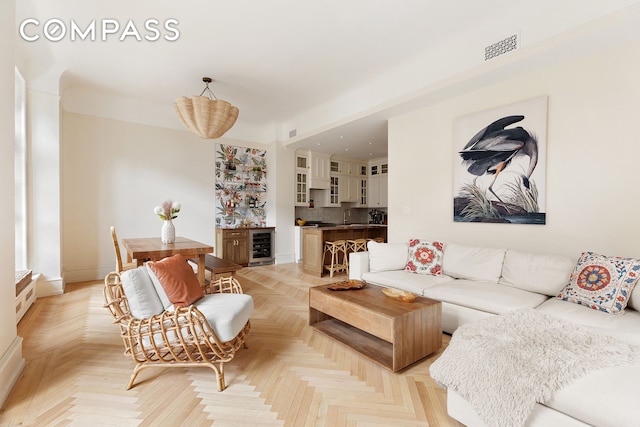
(154, 200), (181, 220)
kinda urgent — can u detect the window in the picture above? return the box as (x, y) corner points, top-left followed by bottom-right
(15, 67), (27, 270)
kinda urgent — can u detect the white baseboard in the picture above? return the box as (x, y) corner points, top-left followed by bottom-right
(275, 253), (295, 265)
(36, 276), (64, 297)
(64, 267), (117, 284)
(0, 336), (25, 409)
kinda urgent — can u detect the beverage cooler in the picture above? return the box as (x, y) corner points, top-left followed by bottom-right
(248, 228), (275, 266)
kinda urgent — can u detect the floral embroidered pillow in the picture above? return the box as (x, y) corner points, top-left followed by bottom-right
(405, 240), (444, 276)
(557, 251), (640, 314)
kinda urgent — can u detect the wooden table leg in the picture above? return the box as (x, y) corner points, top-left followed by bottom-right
(197, 254), (206, 286)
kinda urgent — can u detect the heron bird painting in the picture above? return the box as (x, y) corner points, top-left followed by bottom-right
(453, 97), (547, 224)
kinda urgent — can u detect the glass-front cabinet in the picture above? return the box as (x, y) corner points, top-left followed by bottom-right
(295, 171), (309, 206)
(359, 178), (367, 206)
(328, 175), (340, 206)
(295, 152), (310, 206)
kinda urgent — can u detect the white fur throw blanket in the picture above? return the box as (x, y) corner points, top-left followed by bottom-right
(429, 308), (640, 427)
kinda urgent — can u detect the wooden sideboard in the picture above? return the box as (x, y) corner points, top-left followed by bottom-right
(302, 225), (387, 277)
(216, 227), (275, 267)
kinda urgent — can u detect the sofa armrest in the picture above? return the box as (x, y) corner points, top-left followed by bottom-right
(349, 251), (370, 280)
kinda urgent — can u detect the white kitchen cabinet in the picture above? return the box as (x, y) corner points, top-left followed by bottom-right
(369, 158), (388, 177)
(295, 170), (309, 206)
(328, 174), (341, 206)
(339, 175), (359, 203)
(369, 174), (388, 207)
(357, 178), (367, 206)
(309, 151), (331, 189)
(368, 157), (388, 207)
(329, 157), (366, 203)
(294, 152), (310, 206)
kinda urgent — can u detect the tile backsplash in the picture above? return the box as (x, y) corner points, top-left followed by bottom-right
(294, 207), (386, 225)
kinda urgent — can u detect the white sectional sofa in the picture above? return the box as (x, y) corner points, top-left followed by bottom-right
(349, 240), (640, 427)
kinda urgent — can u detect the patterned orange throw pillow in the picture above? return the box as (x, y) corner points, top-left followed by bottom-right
(147, 254), (204, 308)
(557, 251), (640, 314)
(405, 239), (444, 276)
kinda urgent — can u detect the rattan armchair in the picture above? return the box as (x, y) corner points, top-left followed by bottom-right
(104, 273), (251, 391)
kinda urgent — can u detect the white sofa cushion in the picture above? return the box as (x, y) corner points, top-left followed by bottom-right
(500, 250), (576, 296)
(362, 270), (454, 296)
(423, 280), (549, 315)
(442, 243), (506, 282)
(193, 293), (254, 342)
(367, 241), (409, 272)
(536, 298), (640, 346)
(544, 365), (640, 427)
(120, 266), (164, 319)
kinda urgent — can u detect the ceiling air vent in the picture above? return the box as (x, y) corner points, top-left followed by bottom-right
(484, 34), (519, 61)
(289, 129), (297, 138)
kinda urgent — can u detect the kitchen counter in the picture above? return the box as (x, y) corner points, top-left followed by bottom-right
(302, 224), (387, 231)
(302, 225), (387, 277)
(217, 226), (275, 230)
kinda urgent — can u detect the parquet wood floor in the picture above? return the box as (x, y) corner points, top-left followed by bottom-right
(0, 263), (463, 427)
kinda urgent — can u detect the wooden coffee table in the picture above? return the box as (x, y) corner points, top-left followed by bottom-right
(309, 284), (442, 372)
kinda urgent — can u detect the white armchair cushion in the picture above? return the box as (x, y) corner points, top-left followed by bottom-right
(120, 267), (164, 319)
(500, 250), (576, 296)
(442, 243), (506, 282)
(193, 294), (254, 342)
(367, 241), (409, 272)
(146, 264), (173, 310)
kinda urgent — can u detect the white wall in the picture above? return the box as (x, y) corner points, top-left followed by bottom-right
(1, 0), (25, 409)
(388, 38), (640, 260)
(29, 91), (63, 296)
(271, 141), (296, 264)
(62, 112), (287, 281)
(281, 1), (640, 141)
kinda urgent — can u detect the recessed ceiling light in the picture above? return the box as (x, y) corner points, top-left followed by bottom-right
(369, 152), (373, 156)
(339, 135), (343, 139)
(344, 148), (349, 151)
(368, 142), (373, 145)
(316, 143), (321, 146)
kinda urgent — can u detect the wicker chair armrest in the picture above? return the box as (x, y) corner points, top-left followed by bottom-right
(203, 276), (244, 295)
(104, 271), (132, 324)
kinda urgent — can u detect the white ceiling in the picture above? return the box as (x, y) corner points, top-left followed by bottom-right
(15, 0), (640, 160)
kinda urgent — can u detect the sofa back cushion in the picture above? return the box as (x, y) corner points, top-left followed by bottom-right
(628, 284), (640, 312)
(367, 241), (409, 273)
(500, 250), (576, 296)
(442, 243), (505, 282)
(120, 266), (165, 319)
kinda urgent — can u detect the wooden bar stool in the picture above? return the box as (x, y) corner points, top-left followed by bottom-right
(323, 240), (348, 278)
(367, 237), (385, 244)
(347, 238), (368, 254)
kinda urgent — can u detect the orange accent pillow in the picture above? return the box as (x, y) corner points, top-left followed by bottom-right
(147, 254), (204, 308)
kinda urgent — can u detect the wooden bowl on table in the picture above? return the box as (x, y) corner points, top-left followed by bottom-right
(381, 287), (418, 302)
(327, 279), (366, 291)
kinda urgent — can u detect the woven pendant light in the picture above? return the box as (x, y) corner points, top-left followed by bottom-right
(174, 77), (239, 139)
